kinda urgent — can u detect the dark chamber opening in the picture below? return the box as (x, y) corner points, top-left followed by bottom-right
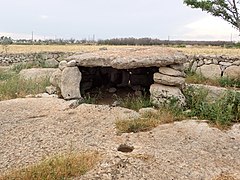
(78, 66), (158, 104)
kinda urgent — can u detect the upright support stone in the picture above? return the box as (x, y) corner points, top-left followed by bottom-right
(150, 84), (186, 106)
(61, 67), (82, 100)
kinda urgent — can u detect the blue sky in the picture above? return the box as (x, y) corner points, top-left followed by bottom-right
(0, 0), (239, 41)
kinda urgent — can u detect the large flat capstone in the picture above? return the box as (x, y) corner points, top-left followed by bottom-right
(66, 47), (187, 69)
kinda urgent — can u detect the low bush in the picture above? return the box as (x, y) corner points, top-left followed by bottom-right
(0, 151), (100, 180)
(184, 86), (240, 126)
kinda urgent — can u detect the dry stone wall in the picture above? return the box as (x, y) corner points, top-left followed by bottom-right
(185, 55), (240, 80)
(0, 52), (73, 66)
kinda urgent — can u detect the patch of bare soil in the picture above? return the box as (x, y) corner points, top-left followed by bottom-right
(0, 98), (240, 180)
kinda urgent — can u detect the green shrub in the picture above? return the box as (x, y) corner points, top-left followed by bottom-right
(82, 93), (98, 104)
(115, 93), (153, 111)
(0, 69), (16, 81)
(218, 76), (240, 88)
(183, 86), (240, 126)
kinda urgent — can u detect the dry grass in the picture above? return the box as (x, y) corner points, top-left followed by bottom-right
(0, 151), (100, 180)
(116, 109), (175, 133)
(212, 174), (239, 180)
(176, 46), (240, 56)
(1, 45), (240, 56)
(0, 45), (120, 54)
(0, 70), (50, 101)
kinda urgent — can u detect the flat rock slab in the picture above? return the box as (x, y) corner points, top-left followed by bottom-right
(1, 98), (240, 179)
(67, 47), (187, 69)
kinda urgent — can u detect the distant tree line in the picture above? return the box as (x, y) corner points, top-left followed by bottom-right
(0, 36), (13, 45)
(97, 37), (234, 46)
(0, 35), (236, 47)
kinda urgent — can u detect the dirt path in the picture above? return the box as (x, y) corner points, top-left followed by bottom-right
(0, 98), (240, 180)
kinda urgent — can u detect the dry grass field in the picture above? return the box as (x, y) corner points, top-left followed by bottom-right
(1, 44), (240, 56)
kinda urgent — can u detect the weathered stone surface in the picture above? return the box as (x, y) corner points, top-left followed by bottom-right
(196, 64), (221, 79)
(61, 67), (82, 100)
(19, 68), (56, 80)
(191, 61), (198, 72)
(233, 60), (240, 66)
(153, 73), (185, 87)
(50, 69), (62, 87)
(59, 60), (67, 70)
(159, 67), (185, 77)
(219, 62), (232, 67)
(67, 60), (77, 67)
(46, 85), (57, 95)
(1, 98), (240, 179)
(67, 47), (187, 69)
(45, 58), (59, 68)
(35, 93), (58, 98)
(150, 84), (186, 106)
(223, 66), (240, 80)
(197, 60), (204, 66)
(170, 64), (184, 71)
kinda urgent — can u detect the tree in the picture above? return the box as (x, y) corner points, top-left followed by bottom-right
(184, 0), (240, 31)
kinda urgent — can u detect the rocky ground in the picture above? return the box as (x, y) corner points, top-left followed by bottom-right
(0, 98), (240, 180)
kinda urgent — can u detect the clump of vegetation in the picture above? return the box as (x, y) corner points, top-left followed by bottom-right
(0, 151), (100, 180)
(81, 93), (99, 104)
(218, 76), (240, 88)
(0, 70), (50, 101)
(11, 60), (48, 74)
(116, 86), (240, 133)
(115, 93), (153, 111)
(185, 70), (240, 88)
(116, 109), (175, 133)
(184, 86), (240, 127)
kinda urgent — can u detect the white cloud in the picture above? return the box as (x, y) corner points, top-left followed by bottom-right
(179, 16), (239, 41)
(40, 15), (49, 19)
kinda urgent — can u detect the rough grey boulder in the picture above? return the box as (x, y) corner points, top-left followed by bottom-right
(50, 69), (62, 88)
(59, 60), (68, 71)
(19, 68), (56, 80)
(196, 64), (221, 80)
(46, 85), (57, 95)
(61, 67), (82, 100)
(223, 66), (240, 80)
(150, 84), (186, 106)
(153, 73), (185, 87)
(45, 58), (59, 68)
(170, 64), (184, 71)
(67, 60), (77, 67)
(187, 83), (240, 102)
